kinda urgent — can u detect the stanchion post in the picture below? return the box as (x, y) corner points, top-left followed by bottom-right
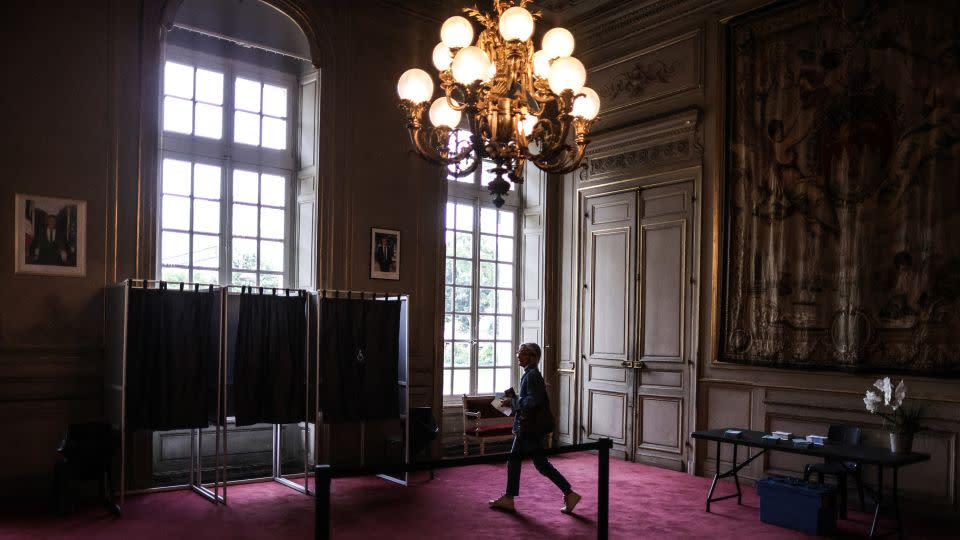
(315, 465), (330, 540)
(598, 438), (611, 540)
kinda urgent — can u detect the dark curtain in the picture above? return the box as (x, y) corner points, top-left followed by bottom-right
(319, 297), (401, 423)
(126, 287), (213, 431)
(234, 290), (307, 426)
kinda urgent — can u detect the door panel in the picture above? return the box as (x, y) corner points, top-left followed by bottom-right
(640, 220), (685, 360)
(637, 397), (682, 452)
(590, 229), (631, 358)
(587, 390), (627, 443)
(634, 182), (693, 470)
(580, 191), (636, 457)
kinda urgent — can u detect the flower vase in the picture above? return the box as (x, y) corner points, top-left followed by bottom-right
(889, 431), (914, 454)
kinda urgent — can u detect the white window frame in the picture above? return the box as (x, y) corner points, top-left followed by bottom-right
(158, 46), (297, 286)
(443, 151), (522, 405)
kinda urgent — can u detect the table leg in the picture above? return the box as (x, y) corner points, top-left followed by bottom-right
(706, 441), (721, 512)
(870, 465), (884, 539)
(732, 444), (742, 505)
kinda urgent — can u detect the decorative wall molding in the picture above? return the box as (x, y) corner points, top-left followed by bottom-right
(588, 29), (703, 125)
(582, 108), (701, 184)
(573, 0), (723, 54)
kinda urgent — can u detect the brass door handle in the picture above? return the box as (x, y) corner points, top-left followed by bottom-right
(620, 360), (633, 368)
(637, 360), (647, 370)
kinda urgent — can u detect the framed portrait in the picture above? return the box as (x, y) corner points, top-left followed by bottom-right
(370, 227), (400, 280)
(718, 1), (960, 375)
(15, 194), (87, 277)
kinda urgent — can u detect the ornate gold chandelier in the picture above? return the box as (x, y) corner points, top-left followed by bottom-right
(396, 0), (600, 207)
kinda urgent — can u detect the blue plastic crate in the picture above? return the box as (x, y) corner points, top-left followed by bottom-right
(757, 476), (837, 535)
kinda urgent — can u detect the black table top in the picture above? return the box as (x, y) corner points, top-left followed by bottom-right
(692, 428), (930, 467)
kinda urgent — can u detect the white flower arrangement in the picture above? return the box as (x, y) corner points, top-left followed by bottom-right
(863, 376), (923, 434)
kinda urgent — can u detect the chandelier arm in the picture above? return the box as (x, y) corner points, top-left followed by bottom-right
(406, 123), (479, 169)
(531, 140), (588, 174)
(449, 150), (482, 177)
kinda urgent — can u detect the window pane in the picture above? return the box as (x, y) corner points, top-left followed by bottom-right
(234, 110), (260, 145)
(161, 231), (189, 265)
(478, 343), (494, 367)
(444, 286), (453, 313)
(164, 96), (192, 134)
(232, 204), (258, 236)
(164, 62), (193, 99)
(195, 68), (223, 104)
(445, 231), (454, 255)
(192, 234), (220, 268)
(455, 232), (472, 258)
(443, 369), (452, 395)
(496, 368), (511, 390)
(480, 162), (496, 187)
(478, 288), (495, 313)
(193, 269), (219, 285)
(479, 235), (496, 260)
(194, 103), (222, 139)
(193, 199), (220, 233)
(496, 342), (513, 367)
(498, 211), (514, 236)
(262, 84), (287, 118)
(497, 316), (512, 340)
(261, 116), (287, 150)
(454, 315), (471, 340)
(161, 266), (188, 283)
(445, 258), (454, 284)
(455, 204), (473, 231)
(454, 259), (472, 286)
(232, 272), (257, 286)
(443, 342), (453, 367)
(260, 274), (283, 288)
(480, 208), (497, 234)
(497, 289), (513, 314)
(232, 237), (257, 270)
(235, 78), (261, 112)
(477, 368), (494, 394)
(497, 263), (513, 288)
(454, 287), (471, 313)
(444, 315), (452, 340)
(233, 170), (259, 204)
(193, 164), (221, 199)
(497, 237), (514, 262)
(445, 202), (455, 229)
(479, 262), (495, 287)
(162, 195), (190, 230)
(162, 159), (191, 195)
(453, 342), (470, 367)
(261, 174), (285, 206)
(478, 315), (495, 339)
(452, 370), (470, 396)
(259, 240), (284, 271)
(260, 208), (285, 239)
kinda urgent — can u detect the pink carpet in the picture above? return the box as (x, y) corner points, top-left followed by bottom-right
(2, 454), (953, 539)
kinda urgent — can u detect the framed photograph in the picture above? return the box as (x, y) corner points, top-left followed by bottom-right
(15, 194), (86, 277)
(717, 1), (960, 375)
(370, 227), (400, 280)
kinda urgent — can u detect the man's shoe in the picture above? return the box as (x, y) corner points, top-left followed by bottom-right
(488, 494), (516, 512)
(561, 490), (581, 514)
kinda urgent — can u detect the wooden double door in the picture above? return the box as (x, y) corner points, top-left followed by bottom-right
(578, 180), (696, 470)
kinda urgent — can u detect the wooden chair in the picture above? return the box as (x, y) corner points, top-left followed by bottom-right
(461, 394), (514, 455)
(803, 425), (866, 518)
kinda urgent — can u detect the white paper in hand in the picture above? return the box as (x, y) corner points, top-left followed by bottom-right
(491, 394), (513, 416)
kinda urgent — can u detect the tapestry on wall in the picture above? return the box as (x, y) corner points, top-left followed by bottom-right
(720, 0), (960, 375)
